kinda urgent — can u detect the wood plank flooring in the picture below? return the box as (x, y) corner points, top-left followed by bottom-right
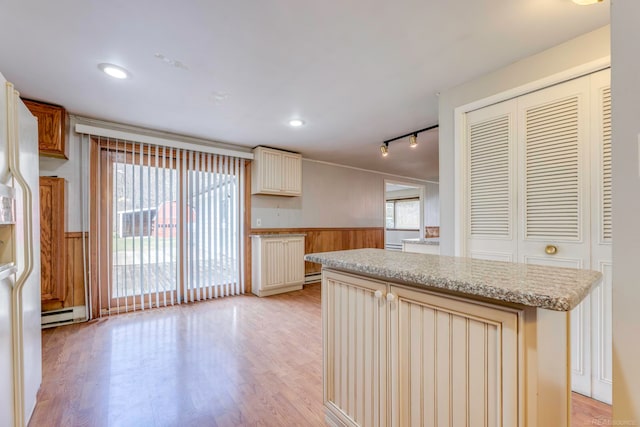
(30, 283), (611, 426)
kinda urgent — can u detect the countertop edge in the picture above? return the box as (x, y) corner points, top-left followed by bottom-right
(304, 251), (602, 312)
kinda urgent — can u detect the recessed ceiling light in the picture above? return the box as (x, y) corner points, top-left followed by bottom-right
(289, 119), (305, 127)
(98, 63), (130, 79)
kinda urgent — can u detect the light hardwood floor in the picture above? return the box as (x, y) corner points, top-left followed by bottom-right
(30, 283), (611, 426)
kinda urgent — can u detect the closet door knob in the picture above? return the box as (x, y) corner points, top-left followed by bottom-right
(374, 290), (383, 299)
(386, 293), (395, 302)
(545, 245), (558, 255)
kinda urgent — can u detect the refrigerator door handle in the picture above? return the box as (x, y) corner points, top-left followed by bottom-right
(6, 84), (34, 290)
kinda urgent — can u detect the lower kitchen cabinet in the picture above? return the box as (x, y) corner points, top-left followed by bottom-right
(322, 269), (571, 427)
(39, 176), (66, 306)
(251, 234), (305, 297)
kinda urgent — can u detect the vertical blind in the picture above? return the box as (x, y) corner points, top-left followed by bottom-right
(91, 137), (245, 315)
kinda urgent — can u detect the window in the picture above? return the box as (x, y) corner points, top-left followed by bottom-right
(386, 198), (420, 230)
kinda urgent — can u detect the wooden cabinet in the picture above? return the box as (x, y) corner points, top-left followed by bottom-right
(251, 234), (304, 296)
(323, 269), (571, 427)
(39, 177), (66, 305)
(22, 99), (67, 159)
(251, 146), (302, 196)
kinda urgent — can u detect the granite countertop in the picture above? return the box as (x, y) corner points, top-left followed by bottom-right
(402, 238), (440, 246)
(250, 233), (306, 238)
(304, 249), (601, 311)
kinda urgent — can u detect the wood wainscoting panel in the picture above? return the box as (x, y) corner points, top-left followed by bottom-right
(42, 232), (87, 313)
(246, 228), (384, 291)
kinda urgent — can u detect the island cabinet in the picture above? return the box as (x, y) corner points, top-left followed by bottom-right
(251, 234), (305, 297)
(309, 249), (600, 426)
(251, 146), (302, 196)
(324, 269), (527, 426)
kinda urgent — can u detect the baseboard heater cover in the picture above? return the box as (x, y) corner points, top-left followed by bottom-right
(41, 306), (86, 328)
(385, 243), (403, 251)
(304, 273), (321, 284)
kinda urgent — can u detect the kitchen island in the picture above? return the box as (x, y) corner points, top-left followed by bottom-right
(305, 248), (601, 427)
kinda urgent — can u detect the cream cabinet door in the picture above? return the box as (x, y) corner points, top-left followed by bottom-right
(283, 237), (304, 286)
(281, 152), (302, 195)
(388, 285), (521, 427)
(251, 147), (302, 196)
(323, 271), (388, 427)
(261, 238), (285, 289)
(258, 148), (282, 193)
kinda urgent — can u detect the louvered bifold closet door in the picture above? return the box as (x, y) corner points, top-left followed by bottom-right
(516, 76), (591, 266)
(589, 68), (613, 404)
(465, 99), (518, 262)
(516, 76), (592, 397)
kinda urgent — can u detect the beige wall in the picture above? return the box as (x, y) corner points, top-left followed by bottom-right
(437, 25), (610, 256)
(611, 2), (640, 422)
(39, 116), (85, 232)
(252, 159), (433, 229)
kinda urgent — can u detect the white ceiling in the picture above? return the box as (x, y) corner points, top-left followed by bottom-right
(0, 0), (608, 181)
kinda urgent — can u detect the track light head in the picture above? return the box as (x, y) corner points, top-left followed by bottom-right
(380, 143), (389, 157)
(409, 133), (418, 148)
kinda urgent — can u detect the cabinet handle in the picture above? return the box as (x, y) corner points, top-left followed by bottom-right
(386, 293), (395, 302)
(374, 290), (383, 299)
(545, 245), (558, 255)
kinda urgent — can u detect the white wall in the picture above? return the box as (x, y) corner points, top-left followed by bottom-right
(438, 25), (610, 256)
(425, 181), (439, 227)
(611, 2), (640, 422)
(39, 116), (83, 232)
(252, 159), (432, 229)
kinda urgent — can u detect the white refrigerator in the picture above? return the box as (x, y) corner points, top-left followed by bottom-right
(0, 72), (42, 427)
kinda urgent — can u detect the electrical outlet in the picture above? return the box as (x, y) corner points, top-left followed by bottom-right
(256, 218), (262, 226)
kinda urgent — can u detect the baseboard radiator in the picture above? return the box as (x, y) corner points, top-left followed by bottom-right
(304, 273), (322, 284)
(41, 306), (86, 329)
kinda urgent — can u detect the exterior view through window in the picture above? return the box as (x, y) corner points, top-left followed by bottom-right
(92, 138), (245, 315)
(385, 198), (420, 230)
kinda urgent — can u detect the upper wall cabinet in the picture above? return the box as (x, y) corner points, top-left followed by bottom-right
(22, 99), (68, 159)
(251, 146), (302, 196)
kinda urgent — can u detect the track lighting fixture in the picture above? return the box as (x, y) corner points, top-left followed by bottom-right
(379, 124), (438, 157)
(409, 133), (418, 148)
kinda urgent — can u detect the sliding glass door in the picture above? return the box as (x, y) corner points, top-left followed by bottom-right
(92, 138), (245, 316)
